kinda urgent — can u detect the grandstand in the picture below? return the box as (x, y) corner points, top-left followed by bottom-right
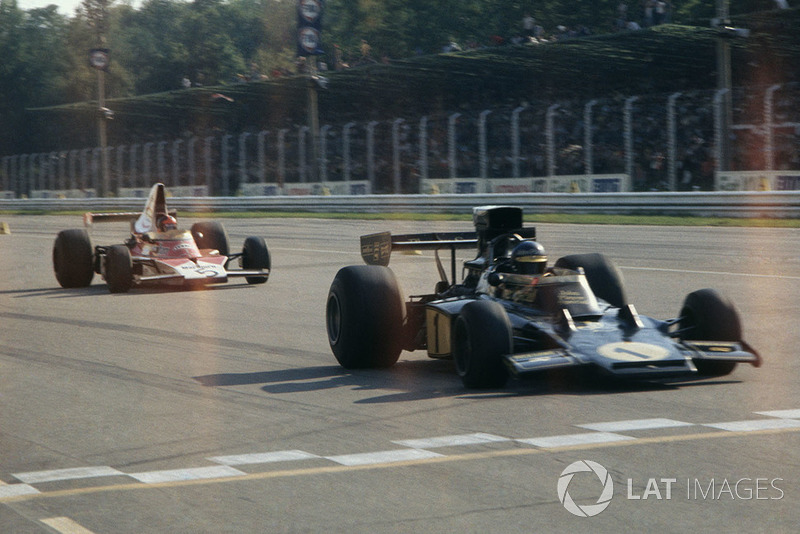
(25, 15), (799, 152)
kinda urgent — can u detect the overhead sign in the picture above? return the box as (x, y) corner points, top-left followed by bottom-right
(297, 0), (324, 56)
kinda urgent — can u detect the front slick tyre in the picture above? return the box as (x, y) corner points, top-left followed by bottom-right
(241, 236), (270, 284)
(554, 253), (627, 308)
(106, 245), (133, 293)
(679, 288), (741, 377)
(326, 265), (405, 369)
(453, 300), (512, 389)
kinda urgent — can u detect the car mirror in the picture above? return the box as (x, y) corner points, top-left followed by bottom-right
(488, 272), (504, 287)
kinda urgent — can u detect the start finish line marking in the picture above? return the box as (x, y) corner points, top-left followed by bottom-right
(4, 410), (800, 503)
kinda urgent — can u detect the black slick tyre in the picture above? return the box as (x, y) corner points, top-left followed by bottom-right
(679, 288), (741, 377)
(326, 265), (405, 369)
(106, 245), (133, 293)
(554, 253), (627, 308)
(241, 236), (270, 284)
(53, 229), (94, 288)
(191, 221), (230, 256)
(453, 300), (512, 389)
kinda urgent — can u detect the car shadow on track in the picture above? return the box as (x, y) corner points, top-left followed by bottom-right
(194, 358), (743, 404)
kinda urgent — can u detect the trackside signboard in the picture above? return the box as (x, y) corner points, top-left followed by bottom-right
(716, 171), (800, 191)
(421, 175), (631, 194)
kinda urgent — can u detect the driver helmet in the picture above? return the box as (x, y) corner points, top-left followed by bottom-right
(511, 240), (547, 275)
(157, 214), (178, 232)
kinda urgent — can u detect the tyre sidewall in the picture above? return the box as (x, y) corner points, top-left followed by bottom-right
(106, 245), (133, 293)
(53, 229), (94, 288)
(453, 300), (511, 388)
(191, 221), (230, 257)
(680, 288), (741, 376)
(554, 253), (627, 308)
(242, 236), (270, 284)
(326, 265), (405, 368)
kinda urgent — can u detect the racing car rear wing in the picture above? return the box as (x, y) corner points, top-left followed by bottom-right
(83, 210), (177, 227)
(361, 231), (478, 267)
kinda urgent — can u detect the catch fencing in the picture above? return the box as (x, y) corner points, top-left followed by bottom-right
(1, 83), (798, 199)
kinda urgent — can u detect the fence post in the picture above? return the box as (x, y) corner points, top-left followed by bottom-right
(713, 88), (729, 178)
(624, 96), (639, 183)
(584, 100), (597, 176)
(157, 141), (168, 185)
(58, 151), (67, 191)
(479, 110), (491, 179)
(32, 154), (42, 193)
(343, 122), (355, 182)
(116, 145), (125, 191)
(546, 104), (559, 177)
(511, 106), (526, 178)
(143, 143), (153, 188)
(667, 92), (682, 190)
(187, 137), (197, 187)
(204, 137), (214, 193)
(418, 116), (428, 182)
(172, 139), (183, 187)
(448, 112), (461, 179)
(80, 149), (91, 192)
(49, 152), (58, 191)
(238, 132), (251, 190)
(298, 126), (309, 183)
(92, 148), (102, 194)
(130, 144), (139, 189)
(392, 118), (404, 193)
(320, 125), (331, 183)
(1, 156), (9, 193)
(69, 150), (78, 190)
(221, 134), (232, 195)
(257, 130), (268, 184)
(366, 121), (378, 191)
(11, 155), (20, 196)
(765, 84), (781, 171)
(278, 129), (287, 188)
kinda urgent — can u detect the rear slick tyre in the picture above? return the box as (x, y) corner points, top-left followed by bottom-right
(326, 265), (405, 369)
(53, 229), (94, 288)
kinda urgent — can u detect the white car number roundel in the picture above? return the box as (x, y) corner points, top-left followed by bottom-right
(597, 341), (670, 361)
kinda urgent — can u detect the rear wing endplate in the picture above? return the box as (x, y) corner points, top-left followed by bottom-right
(361, 231), (477, 267)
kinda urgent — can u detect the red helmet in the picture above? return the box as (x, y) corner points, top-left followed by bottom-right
(157, 215), (178, 231)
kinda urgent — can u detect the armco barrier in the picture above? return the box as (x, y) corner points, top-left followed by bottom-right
(1, 192), (800, 218)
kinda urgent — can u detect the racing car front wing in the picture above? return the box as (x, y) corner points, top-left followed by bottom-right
(504, 339), (760, 379)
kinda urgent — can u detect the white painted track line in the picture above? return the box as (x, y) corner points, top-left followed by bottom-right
(129, 465), (246, 484)
(325, 449), (444, 466)
(13, 466), (123, 484)
(393, 433), (510, 449)
(703, 418), (800, 432)
(577, 418), (695, 432)
(518, 432), (635, 448)
(208, 450), (320, 466)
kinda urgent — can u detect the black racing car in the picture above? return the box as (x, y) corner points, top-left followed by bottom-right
(325, 205), (761, 388)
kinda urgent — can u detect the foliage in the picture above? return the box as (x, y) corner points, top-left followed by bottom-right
(2, 0), (799, 156)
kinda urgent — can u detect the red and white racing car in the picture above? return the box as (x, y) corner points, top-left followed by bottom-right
(52, 183), (270, 292)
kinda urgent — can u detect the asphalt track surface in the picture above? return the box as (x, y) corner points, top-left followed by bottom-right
(1, 214), (799, 533)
